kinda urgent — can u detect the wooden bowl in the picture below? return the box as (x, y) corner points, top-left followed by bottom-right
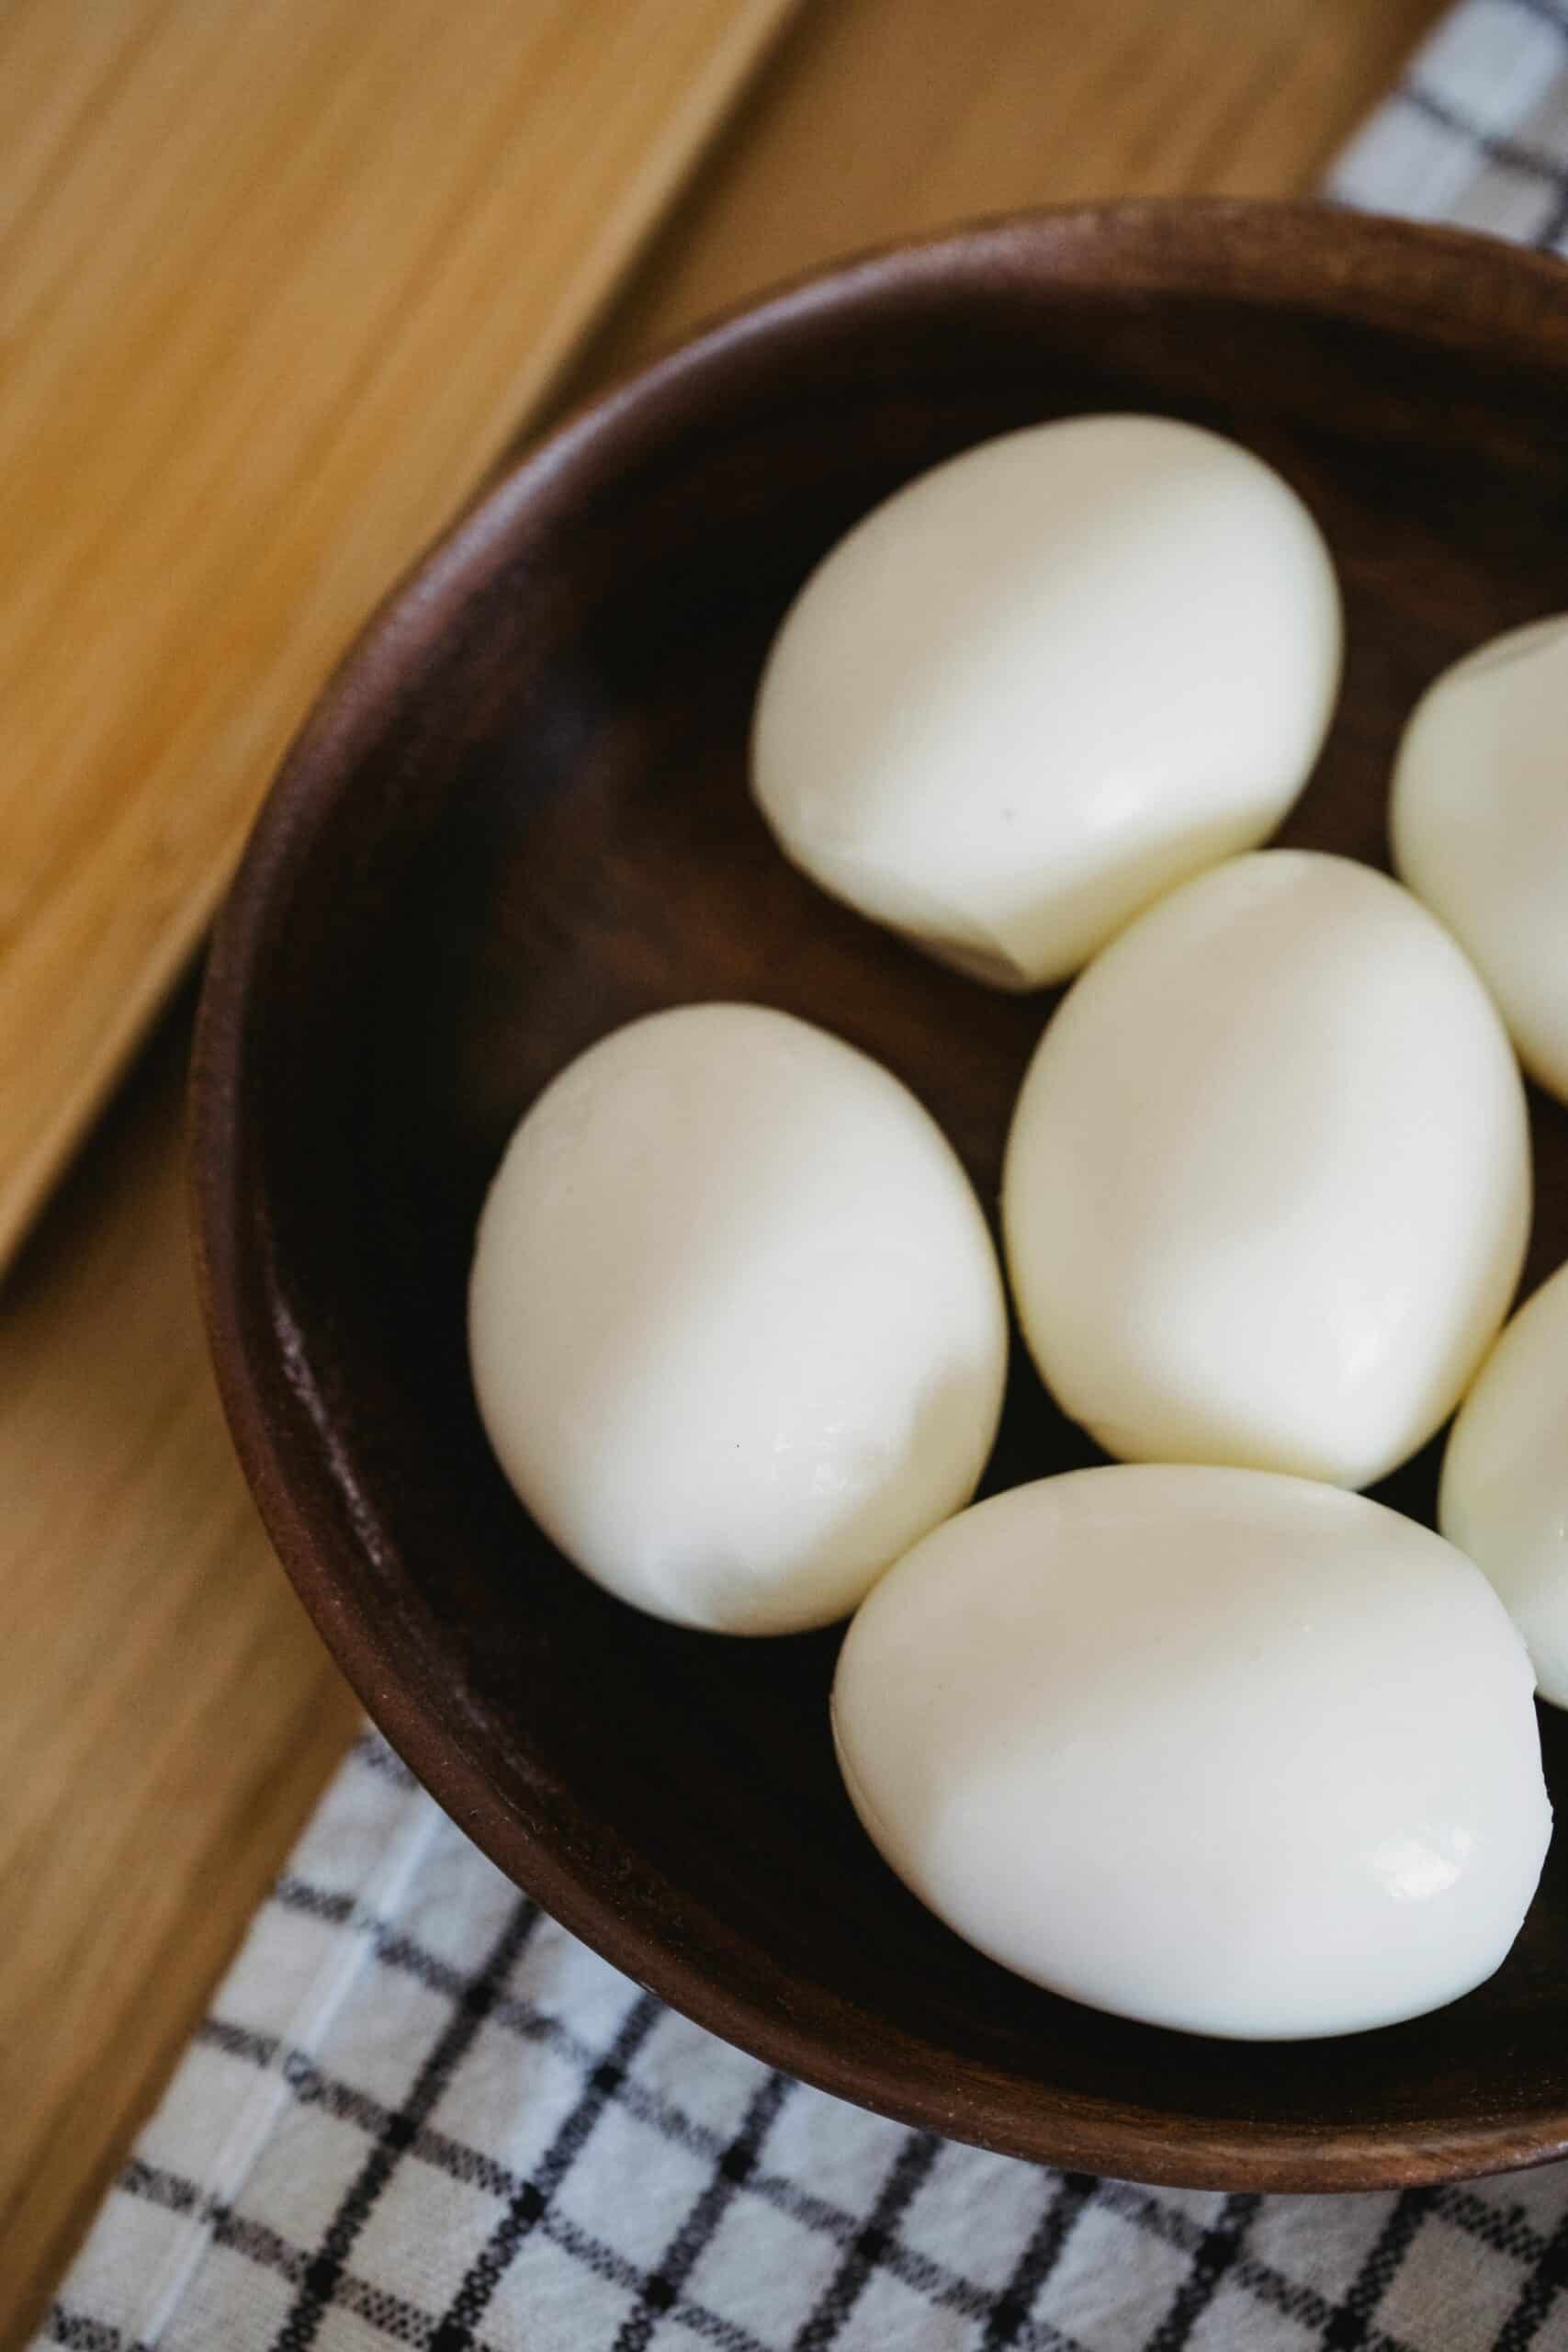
(192, 200), (1568, 2192)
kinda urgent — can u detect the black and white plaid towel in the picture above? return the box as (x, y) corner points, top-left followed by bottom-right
(41, 7), (1568, 2346)
(1326, 0), (1568, 243)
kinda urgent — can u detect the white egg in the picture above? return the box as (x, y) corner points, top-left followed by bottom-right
(1442, 1260), (1568, 1708)
(468, 1003), (1008, 1634)
(1002, 851), (1530, 1488)
(751, 413), (1340, 989)
(1392, 615), (1568, 1103)
(832, 1464), (1550, 2040)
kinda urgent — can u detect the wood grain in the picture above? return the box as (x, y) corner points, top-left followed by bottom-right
(0, 0), (801, 1278)
(4, 0), (1448, 2340)
(579, 0), (1446, 379)
(1, 992), (364, 2338)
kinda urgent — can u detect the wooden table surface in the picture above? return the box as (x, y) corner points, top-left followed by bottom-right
(3, 0), (1445, 2338)
(0, 0), (798, 1276)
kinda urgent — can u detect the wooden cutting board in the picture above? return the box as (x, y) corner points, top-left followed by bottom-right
(0, 0), (798, 1275)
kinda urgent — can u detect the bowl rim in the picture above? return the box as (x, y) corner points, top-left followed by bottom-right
(190, 196), (1568, 2193)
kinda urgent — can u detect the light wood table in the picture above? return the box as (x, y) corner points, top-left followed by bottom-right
(0, 0), (798, 1273)
(2, 0), (1444, 2338)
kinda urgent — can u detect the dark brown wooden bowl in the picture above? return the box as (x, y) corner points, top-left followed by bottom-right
(191, 200), (1568, 2193)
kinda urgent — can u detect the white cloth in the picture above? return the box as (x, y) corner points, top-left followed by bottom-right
(41, 6), (1568, 2345)
(43, 1736), (1568, 2352)
(1326, 0), (1568, 247)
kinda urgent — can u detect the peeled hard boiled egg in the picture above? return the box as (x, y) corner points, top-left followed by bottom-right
(1392, 615), (1568, 1102)
(751, 413), (1340, 989)
(1002, 851), (1530, 1489)
(468, 1003), (1007, 1634)
(832, 1465), (1550, 2040)
(1442, 1259), (1568, 1708)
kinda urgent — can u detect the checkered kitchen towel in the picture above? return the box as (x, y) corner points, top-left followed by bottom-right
(41, 1733), (1568, 2352)
(40, 7), (1568, 2348)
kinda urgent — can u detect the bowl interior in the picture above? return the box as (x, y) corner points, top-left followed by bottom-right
(197, 203), (1568, 2190)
